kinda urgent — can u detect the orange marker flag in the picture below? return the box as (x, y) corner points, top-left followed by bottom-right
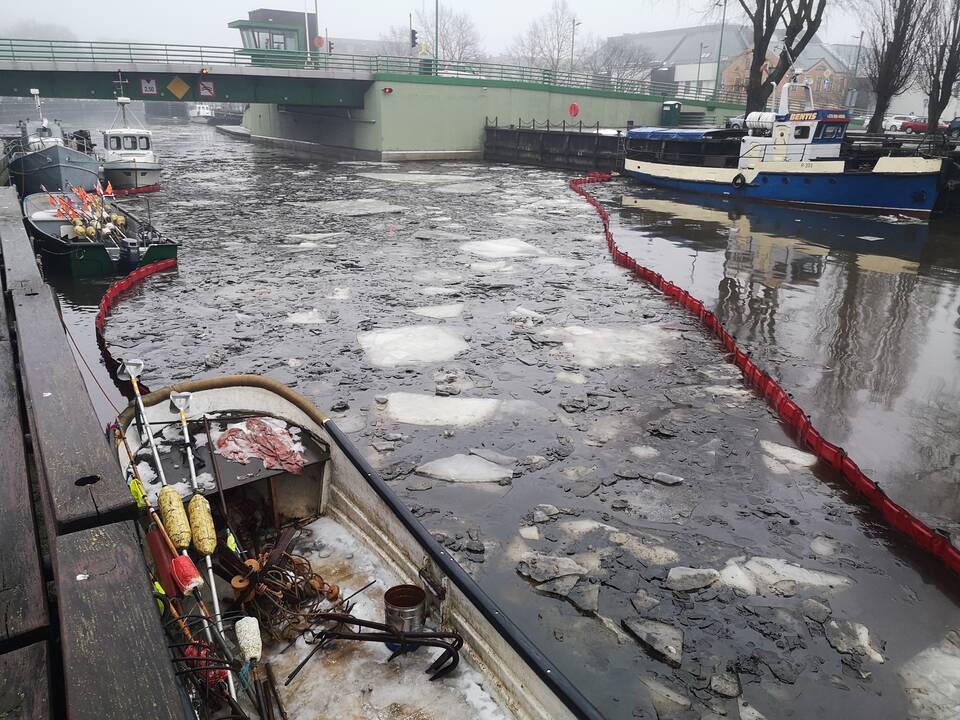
(105, 180), (114, 196)
(96, 180), (104, 196)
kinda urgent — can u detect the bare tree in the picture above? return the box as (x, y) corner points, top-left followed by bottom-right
(415, 4), (485, 63)
(864, 0), (931, 133)
(736, 0), (828, 113)
(378, 24), (413, 57)
(508, 0), (577, 72)
(578, 36), (654, 82)
(918, 0), (960, 131)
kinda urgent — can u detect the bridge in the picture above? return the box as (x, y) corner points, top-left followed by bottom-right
(0, 38), (745, 161)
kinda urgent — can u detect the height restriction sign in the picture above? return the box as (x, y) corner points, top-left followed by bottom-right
(199, 80), (216, 98)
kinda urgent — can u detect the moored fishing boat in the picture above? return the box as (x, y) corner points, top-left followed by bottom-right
(2, 89), (100, 197)
(113, 369), (602, 720)
(22, 189), (177, 276)
(99, 94), (162, 195)
(623, 80), (943, 217)
(188, 103), (215, 124)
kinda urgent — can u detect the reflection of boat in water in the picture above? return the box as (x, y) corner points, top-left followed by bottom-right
(22, 190), (177, 276)
(623, 80), (942, 217)
(619, 189), (930, 279)
(114, 371), (601, 720)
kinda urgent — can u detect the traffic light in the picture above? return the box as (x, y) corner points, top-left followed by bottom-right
(410, 29), (418, 48)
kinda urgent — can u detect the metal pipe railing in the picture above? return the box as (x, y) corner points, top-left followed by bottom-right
(0, 37), (748, 106)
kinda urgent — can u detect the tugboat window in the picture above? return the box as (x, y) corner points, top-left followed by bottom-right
(122, 136), (138, 150)
(818, 123), (845, 140)
(109, 136), (121, 150)
(794, 126), (811, 139)
(138, 136), (151, 150)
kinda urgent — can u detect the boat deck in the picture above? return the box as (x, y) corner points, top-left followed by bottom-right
(269, 517), (512, 720)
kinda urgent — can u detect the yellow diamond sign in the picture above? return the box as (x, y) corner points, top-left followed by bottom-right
(166, 76), (190, 100)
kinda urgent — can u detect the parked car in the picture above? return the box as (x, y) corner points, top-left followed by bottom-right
(726, 115), (746, 129)
(882, 114), (914, 132)
(947, 117), (960, 138)
(901, 117), (950, 134)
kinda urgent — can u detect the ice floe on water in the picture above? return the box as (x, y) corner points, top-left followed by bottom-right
(419, 286), (460, 296)
(631, 445), (660, 459)
(759, 439), (818, 467)
(411, 303), (464, 319)
(460, 238), (544, 258)
(285, 231), (348, 242)
(357, 326), (467, 367)
(291, 198), (406, 216)
(900, 630), (960, 719)
(383, 392), (544, 427)
(325, 287), (351, 300)
(356, 172), (479, 184)
(536, 325), (673, 368)
(435, 182), (494, 195)
(719, 556), (851, 596)
(286, 309), (326, 324)
(470, 260), (515, 273)
(534, 256), (590, 268)
(555, 371), (587, 385)
(415, 454), (513, 483)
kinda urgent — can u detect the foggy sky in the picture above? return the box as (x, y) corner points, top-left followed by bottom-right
(0, 1), (861, 55)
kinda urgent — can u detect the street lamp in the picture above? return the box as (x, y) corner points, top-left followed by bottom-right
(846, 31), (864, 109)
(571, 18), (582, 74)
(697, 43), (710, 97)
(713, 0), (727, 99)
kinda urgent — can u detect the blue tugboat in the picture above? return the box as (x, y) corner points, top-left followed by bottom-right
(623, 81), (943, 217)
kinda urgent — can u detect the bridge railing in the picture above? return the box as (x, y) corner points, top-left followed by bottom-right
(0, 38), (747, 107)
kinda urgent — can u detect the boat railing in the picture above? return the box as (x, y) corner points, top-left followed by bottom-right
(0, 37), (751, 107)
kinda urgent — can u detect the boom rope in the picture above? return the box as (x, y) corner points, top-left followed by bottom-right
(569, 171), (960, 576)
(95, 258), (178, 395)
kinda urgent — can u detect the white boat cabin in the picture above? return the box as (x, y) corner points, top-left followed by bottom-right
(739, 81), (850, 166)
(99, 97), (156, 164)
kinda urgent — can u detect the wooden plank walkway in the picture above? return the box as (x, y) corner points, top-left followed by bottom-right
(0, 642), (51, 718)
(0, 185), (189, 719)
(0, 293), (47, 649)
(55, 522), (184, 720)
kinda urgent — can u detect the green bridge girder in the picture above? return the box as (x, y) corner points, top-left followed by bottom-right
(0, 70), (370, 107)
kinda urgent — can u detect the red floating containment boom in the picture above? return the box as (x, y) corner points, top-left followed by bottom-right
(568, 173), (960, 577)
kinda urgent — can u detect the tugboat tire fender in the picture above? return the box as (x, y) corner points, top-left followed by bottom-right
(732, 173), (747, 189)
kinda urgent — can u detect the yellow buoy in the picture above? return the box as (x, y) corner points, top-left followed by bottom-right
(73, 224), (84, 237)
(85, 225), (97, 238)
(158, 486), (191, 551)
(188, 493), (217, 556)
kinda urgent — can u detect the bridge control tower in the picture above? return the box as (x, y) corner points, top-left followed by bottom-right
(228, 9), (318, 57)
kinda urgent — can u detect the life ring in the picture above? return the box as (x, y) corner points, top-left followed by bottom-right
(732, 173), (747, 189)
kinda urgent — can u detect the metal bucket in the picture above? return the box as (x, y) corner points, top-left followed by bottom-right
(384, 584), (426, 633)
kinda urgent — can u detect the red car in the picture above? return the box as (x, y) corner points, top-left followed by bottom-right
(900, 118), (949, 133)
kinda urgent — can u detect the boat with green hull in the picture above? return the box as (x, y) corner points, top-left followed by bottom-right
(21, 190), (177, 277)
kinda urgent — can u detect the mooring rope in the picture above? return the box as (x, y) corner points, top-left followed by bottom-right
(569, 171), (960, 576)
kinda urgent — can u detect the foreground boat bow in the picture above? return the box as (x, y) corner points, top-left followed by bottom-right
(116, 373), (602, 720)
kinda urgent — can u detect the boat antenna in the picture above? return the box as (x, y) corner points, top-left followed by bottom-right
(30, 88), (44, 124)
(112, 72), (131, 126)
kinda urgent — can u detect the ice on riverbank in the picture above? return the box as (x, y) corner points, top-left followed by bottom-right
(357, 326), (467, 367)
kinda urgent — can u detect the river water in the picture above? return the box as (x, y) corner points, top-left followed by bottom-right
(42, 121), (960, 719)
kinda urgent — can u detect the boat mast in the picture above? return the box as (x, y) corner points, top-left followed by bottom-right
(30, 88), (44, 124)
(113, 72), (130, 125)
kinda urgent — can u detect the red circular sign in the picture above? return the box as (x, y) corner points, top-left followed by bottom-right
(314, 36), (325, 49)
(569, 102), (580, 118)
